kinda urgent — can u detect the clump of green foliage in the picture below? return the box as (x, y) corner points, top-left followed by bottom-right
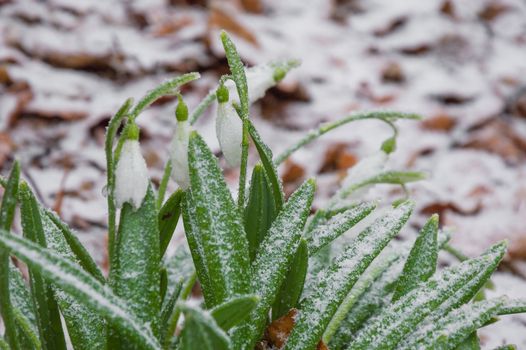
(0, 31), (524, 350)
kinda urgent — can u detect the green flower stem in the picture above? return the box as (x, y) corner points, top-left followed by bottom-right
(105, 98), (133, 272)
(157, 160), (173, 209)
(129, 73), (200, 121)
(274, 111), (421, 165)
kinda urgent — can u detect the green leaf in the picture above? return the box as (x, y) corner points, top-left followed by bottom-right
(220, 31), (248, 117)
(323, 246), (401, 344)
(0, 231), (161, 350)
(44, 210), (105, 283)
(349, 241), (506, 350)
(272, 239), (309, 320)
(392, 214), (438, 301)
(406, 297), (505, 350)
(492, 346), (517, 350)
(210, 295), (259, 331)
(9, 264), (41, 350)
(306, 202), (376, 255)
(182, 191), (216, 306)
(158, 189), (183, 257)
(455, 332), (481, 350)
(19, 184), (67, 350)
(247, 119), (285, 211)
(0, 161), (21, 350)
(160, 244), (197, 346)
(231, 179), (315, 350)
(157, 160), (173, 209)
(497, 298), (526, 315)
(284, 201), (414, 350)
(178, 303), (230, 350)
(244, 164), (277, 261)
(187, 132), (251, 307)
(109, 185), (161, 346)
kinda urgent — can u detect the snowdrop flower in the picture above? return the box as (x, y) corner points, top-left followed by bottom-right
(114, 123), (149, 210)
(170, 96), (191, 189)
(225, 63), (282, 104)
(215, 85), (243, 167)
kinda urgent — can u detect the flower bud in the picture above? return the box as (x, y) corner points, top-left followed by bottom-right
(216, 101), (243, 167)
(170, 119), (191, 189)
(114, 124), (149, 210)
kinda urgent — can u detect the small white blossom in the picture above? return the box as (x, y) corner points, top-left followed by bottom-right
(226, 63), (276, 104)
(170, 120), (191, 189)
(216, 101), (243, 167)
(114, 139), (149, 210)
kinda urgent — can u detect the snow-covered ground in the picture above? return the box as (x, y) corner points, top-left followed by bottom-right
(1, 0), (526, 347)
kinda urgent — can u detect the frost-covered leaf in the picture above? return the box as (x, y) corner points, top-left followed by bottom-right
(247, 119), (284, 211)
(158, 189), (183, 257)
(306, 202), (376, 255)
(349, 241), (506, 350)
(497, 298), (526, 315)
(44, 210), (104, 283)
(455, 332), (481, 350)
(284, 201), (414, 350)
(403, 297), (505, 350)
(273, 239), (309, 320)
(0, 230), (161, 350)
(244, 164), (277, 261)
(178, 303), (230, 350)
(231, 179), (315, 350)
(210, 295), (258, 331)
(0, 161), (21, 349)
(187, 132), (251, 307)
(392, 214), (438, 301)
(341, 170), (425, 197)
(109, 185), (161, 345)
(19, 184), (67, 350)
(9, 264), (40, 350)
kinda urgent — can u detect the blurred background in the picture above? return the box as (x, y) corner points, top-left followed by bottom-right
(1, 0), (526, 346)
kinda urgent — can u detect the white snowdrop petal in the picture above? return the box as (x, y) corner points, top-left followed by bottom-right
(216, 102), (243, 167)
(225, 63), (277, 105)
(170, 120), (191, 190)
(114, 140), (149, 210)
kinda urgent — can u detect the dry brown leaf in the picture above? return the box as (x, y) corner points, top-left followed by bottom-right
(282, 160), (305, 184)
(478, 1), (510, 22)
(239, 0), (263, 14)
(421, 113), (457, 132)
(440, 0), (456, 19)
(265, 309), (328, 350)
(208, 5), (258, 47)
(319, 142), (357, 174)
(381, 62), (405, 84)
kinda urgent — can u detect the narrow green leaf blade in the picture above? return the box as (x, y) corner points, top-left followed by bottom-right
(178, 303), (230, 350)
(158, 189), (183, 257)
(284, 201), (414, 350)
(455, 332), (481, 350)
(19, 184), (67, 350)
(109, 185), (161, 345)
(187, 132), (251, 306)
(210, 295), (259, 331)
(349, 241), (506, 350)
(306, 202), (376, 255)
(44, 210), (105, 283)
(0, 161), (21, 349)
(0, 231), (161, 350)
(244, 164), (277, 261)
(232, 179), (315, 349)
(272, 239), (309, 320)
(409, 298), (505, 350)
(392, 214), (438, 301)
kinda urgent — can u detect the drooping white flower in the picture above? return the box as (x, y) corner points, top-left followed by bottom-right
(170, 119), (191, 189)
(114, 138), (149, 210)
(216, 101), (243, 167)
(225, 63), (277, 104)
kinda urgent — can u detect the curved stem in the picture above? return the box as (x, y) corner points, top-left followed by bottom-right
(274, 111), (421, 165)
